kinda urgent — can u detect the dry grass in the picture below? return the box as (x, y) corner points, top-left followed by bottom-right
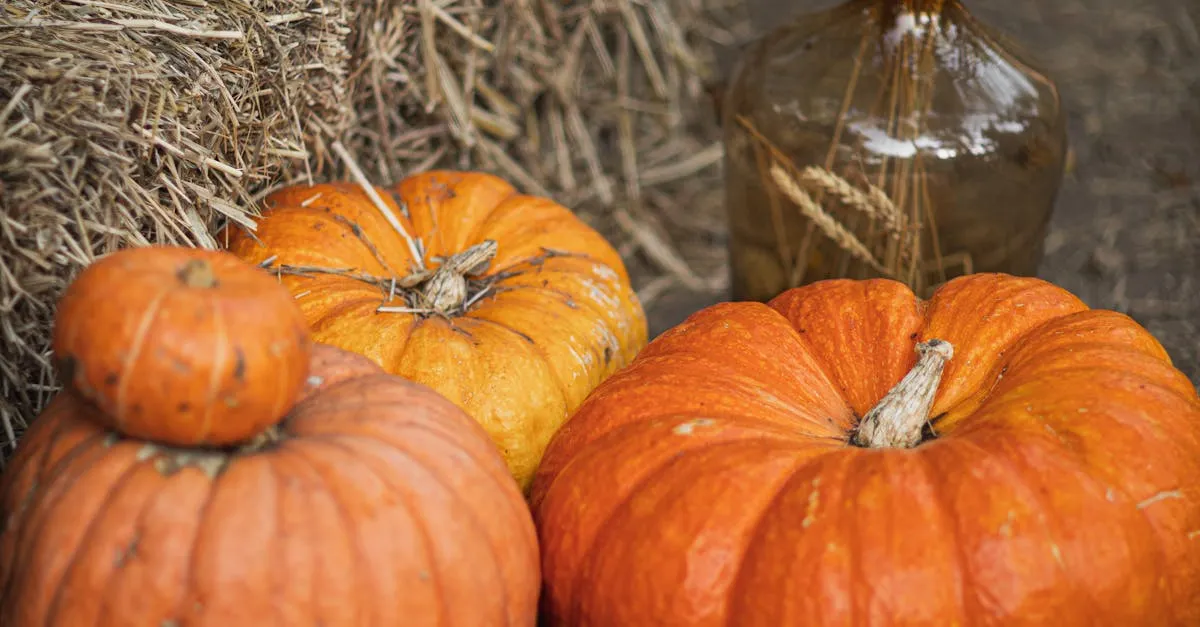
(0, 0), (356, 457)
(0, 0), (749, 460)
(333, 0), (742, 302)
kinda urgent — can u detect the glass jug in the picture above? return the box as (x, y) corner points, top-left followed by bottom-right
(721, 0), (1068, 301)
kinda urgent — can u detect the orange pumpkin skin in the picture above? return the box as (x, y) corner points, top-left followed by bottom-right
(0, 344), (540, 626)
(530, 273), (1200, 626)
(220, 170), (648, 489)
(51, 245), (312, 447)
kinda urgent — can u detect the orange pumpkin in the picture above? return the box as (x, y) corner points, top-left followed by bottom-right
(51, 245), (312, 446)
(531, 273), (1200, 625)
(220, 170), (648, 489)
(0, 343), (541, 626)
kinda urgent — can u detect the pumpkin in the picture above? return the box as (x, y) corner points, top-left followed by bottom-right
(530, 273), (1200, 626)
(51, 245), (312, 447)
(219, 170), (648, 489)
(2, 320), (540, 624)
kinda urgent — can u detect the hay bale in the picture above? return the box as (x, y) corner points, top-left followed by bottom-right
(0, 0), (355, 449)
(332, 0), (750, 329)
(0, 0), (749, 457)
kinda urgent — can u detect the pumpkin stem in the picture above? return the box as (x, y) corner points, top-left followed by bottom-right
(140, 424), (286, 479)
(242, 424), (284, 450)
(258, 239), (511, 317)
(415, 240), (500, 314)
(852, 339), (954, 449)
(177, 259), (218, 288)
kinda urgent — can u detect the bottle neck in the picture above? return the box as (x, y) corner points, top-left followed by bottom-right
(878, 0), (953, 37)
(884, 0), (951, 17)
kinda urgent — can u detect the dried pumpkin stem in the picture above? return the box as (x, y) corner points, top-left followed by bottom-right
(138, 424), (286, 479)
(264, 242), (583, 319)
(176, 259), (218, 288)
(391, 240), (499, 314)
(853, 339), (954, 449)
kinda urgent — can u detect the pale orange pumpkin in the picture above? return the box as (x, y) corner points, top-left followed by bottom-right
(4, 249), (540, 626)
(220, 170), (648, 489)
(531, 273), (1200, 626)
(50, 245), (312, 447)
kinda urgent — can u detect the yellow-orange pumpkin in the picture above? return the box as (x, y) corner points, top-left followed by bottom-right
(220, 170), (648, 489)
(51, 246), (312, 446)
(531, 273), (1200, 625)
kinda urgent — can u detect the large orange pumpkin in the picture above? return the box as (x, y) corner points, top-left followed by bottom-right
(220, 170), (648, 489)
(1, 248), (540, 626)
(531, 273), (1200, 626)
(51, 246), (312, 447)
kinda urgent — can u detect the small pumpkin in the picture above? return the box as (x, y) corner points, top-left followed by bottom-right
(531, 273), (1200, 625)
(1, 248), (540, 625)
(51, 245), (312, 447)
(220, 170), (648, 489)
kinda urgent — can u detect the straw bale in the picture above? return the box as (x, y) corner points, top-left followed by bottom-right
(0, 0), (355, 454)
(332, 0), (748, 291)
(0, 0), (750, 460)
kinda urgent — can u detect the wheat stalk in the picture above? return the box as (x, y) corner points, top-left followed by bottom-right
(768, 163), (890, 276)
(799, 166), (900, 232)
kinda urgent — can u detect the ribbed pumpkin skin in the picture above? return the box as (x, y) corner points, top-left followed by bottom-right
(531, 273), (1200, 626)
(0, 345), (541, 627)
(51, 246), (312, 447)
(221, 170), (647, 489)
